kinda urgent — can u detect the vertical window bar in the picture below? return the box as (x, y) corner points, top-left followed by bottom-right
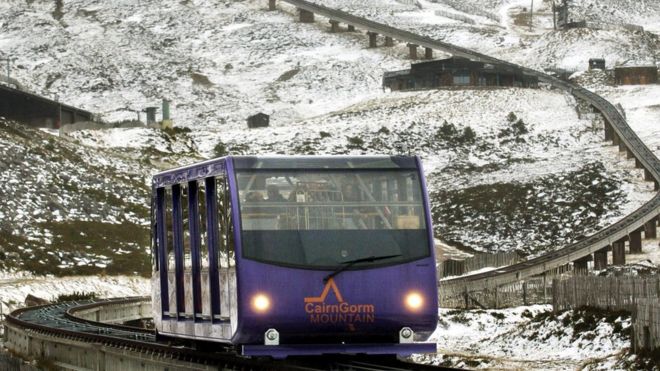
(188, 180), (203, 319)
(205, 177), (222, 321)
(172, 184), (186, 318)
(156, 187), (169, 317)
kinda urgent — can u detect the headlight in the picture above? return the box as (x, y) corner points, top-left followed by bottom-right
(251, 293), (271, 313)
(405, 291), (424, 311)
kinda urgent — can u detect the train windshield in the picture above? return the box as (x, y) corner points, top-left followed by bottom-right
(235, 167), (430, 269)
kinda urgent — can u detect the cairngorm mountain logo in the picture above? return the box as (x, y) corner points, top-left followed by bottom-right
(304, 278), (375, 326)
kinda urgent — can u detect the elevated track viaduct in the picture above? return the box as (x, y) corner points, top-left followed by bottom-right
(272, 0), (660, 307)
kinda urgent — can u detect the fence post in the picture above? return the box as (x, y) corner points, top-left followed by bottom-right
(543, 273), (547, 303)
(464, 286), (469, 309)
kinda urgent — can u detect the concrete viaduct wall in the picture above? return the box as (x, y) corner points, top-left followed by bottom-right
(4, 323), (214, 371)
(69, 299), (152, 325)
(269, 0), (660, 305)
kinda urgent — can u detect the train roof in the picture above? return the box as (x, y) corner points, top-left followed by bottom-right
(152, 155), (419, 188)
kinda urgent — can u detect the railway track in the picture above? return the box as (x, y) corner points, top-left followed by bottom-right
(277, 0), (660, 297)
(4, 297), (454, 370)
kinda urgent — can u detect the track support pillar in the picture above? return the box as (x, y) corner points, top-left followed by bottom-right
(367, 31), (378, 48)
(299, 8), (314, 23)
(424, 47), (433, 59)
(604, 121), (613, 141)
(618, 141), (627, 153)
(384, 36), (394, 46)
(268, 0), (276, 11)
(594, 247), (609, 270)
(629, 230), (642, 254)
(329, 20), (340, 32)
(347, 24), (355, 31)
(573, 255), (591, 275)
(645, 219), (657, 239)
(407, 43), (418, 59)
(612, 240), (626, 265)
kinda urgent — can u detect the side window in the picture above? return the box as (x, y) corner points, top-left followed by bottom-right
(181, 184), (191, 269)
(198, 181), (209, 268)
(165, 187), (174, 270)
(217, 175), (235, 268)
(151, 193), (159, 272)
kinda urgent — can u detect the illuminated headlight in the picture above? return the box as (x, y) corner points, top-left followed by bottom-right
(404, 291), (424, 311)
(251, 293), (271, 313)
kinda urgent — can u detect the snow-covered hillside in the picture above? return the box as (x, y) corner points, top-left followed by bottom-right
(0, 0), (658, 265)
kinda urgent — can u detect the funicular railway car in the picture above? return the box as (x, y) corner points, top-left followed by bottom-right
(151, 155), (438, 358)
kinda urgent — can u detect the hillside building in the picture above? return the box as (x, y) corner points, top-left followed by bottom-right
(588, 58), (606, 70)
(382, 57), (539, 91)
(247, 113), (270, 128)
(614, 65), (658, 85)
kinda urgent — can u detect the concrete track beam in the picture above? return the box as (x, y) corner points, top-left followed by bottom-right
(407, 43), (418, 59)
(629, 229), (642, 254)
(612, 241), (626, 265)
(268, 0), (276, 11)
(645, 219), (657, 239)
(299, 8), (314, 22)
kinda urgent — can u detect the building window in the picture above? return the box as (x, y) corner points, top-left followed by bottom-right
(453, 72), (470, 85)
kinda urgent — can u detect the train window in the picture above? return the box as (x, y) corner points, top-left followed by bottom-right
(181, 184), (192, 269)
(198, 183), (209, 268)
(236, 170), (430, 269)
(217, 175), (234, 320)
(164, 187), (175, 270)
(151, 194), (158, 272)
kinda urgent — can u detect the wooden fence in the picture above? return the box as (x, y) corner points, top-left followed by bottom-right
(552, 276), (660, 312)
(438, 252), (522, 279)
(633, 299), (660, 353)
(439, 274), (555, 309)
(434, 10), (476, 25)
(439, 264), (572, 309)
(551, 276), (660, 354)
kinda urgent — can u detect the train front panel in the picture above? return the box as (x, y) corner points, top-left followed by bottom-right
(228, 156), (438, 355)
